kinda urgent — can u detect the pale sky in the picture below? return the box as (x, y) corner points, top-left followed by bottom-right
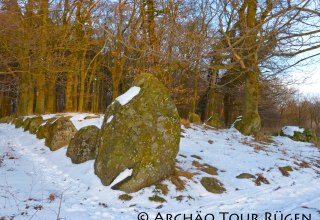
(293, 62), (320, 96)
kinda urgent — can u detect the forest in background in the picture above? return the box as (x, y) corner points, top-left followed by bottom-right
(0, 0), (320, 135)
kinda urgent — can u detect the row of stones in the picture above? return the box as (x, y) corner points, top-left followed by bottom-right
(0, 115), (99, 164)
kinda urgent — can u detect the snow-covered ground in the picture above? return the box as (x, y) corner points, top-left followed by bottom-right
(1, 113), (319, 219)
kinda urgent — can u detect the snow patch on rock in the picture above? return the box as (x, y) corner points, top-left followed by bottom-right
(109, 169), (133, 188)
(106, 116), (114, 124)
(282, 126), (304, 136)
(115, 86), (141, 105)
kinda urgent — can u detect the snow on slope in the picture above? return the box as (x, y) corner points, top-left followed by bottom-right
(0, 113), (320, 219)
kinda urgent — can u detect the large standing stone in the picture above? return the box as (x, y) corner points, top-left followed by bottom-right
(66, 125), (100, 164)
(45, 117), (77, 151)
(95, 73), (180, 193)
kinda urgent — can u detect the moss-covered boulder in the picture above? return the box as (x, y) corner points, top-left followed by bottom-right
(66, 125), (100, 164)
(188, 112), (201, 124)
(28, 116), (44, 134)
(280, 126), (318, 144)
(200, 177), (226, 194)
(0, 116), (13, 124)
(45, 117), (77, 151)
(36, 117), (57, 139)
(13, 117), (24, 128)
(22, 117), (33, 131)
(95, 73), (180, 193)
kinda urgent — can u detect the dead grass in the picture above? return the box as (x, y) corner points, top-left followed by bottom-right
(255, 175), (270, 186)
(294, 160), (311, 168)
(175, 170), (195, 179)
(254, 133), (275, 144)
(192, 161), (218, 175)
(155, 182), (169, 195)
(278, 166), (293, 177)
(170, 169), (196, 191)
(170, 175), (186, 191)
(48, 193), (56, 202)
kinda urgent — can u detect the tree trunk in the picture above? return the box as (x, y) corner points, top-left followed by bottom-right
(35, 71), (46, 114)
(73, 73), (78, 111)
(26, 73), (34, 115)
(65, 72), (73, 112)
(223, 93), (235, 127)
(241, 69), (261, 134)
(205, 71), (222, 128)
(46, 77), (56, 113)
(235, 0), (262, 135)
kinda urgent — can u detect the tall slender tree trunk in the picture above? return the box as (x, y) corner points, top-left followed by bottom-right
(35, 0), (48, 114)
(46, 77), (56, 112)
(192, 66), (199, 114)
(205, 71), (222, 128)
(72, 73), (78, 111)
(35, 72), (46, 114)
(26, 73), (34, 115)
(65, 72), (73, 112)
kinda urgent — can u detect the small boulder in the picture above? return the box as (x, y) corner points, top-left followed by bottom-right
(22, 118), (33, 131)
(28, 116), (44, 134)
(95, 73), (180, 193)
(45, 117), (77, 151)
(13, 117), (24, 128)
(0, 116), (13, 124)
(66, 125), (100, 164)
(200, 177), (226, 194)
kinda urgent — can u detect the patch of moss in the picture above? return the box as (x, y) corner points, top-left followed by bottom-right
(192, 161), (218, 175)
(191, 155), (202, 160)
(118, 194), (133, 201)
(175, 195), (184, 202)
(236, 173), (255, 179)
(202, 165), (218, 176)
(148, 195), (167, 203)
(200, 177), (226, 194)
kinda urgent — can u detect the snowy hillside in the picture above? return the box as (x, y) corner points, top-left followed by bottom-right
(1, 113), (320, 220)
